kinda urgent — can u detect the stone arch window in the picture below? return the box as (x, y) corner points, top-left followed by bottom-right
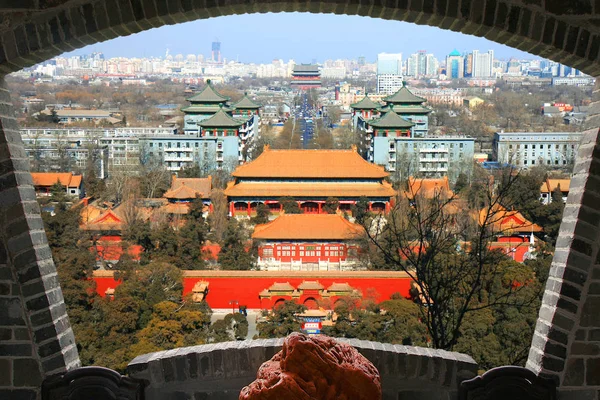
(0, 3), (598, 398)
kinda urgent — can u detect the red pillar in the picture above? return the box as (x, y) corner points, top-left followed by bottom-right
(247, 202), (251, 216)
(318, 203), (322, 214)
(229, 202), (234, 216)
(209, 204), (214, 213)
(279, 203), (283, 213)
(368, 202), (372, 211)
(385, 202), (390, 214)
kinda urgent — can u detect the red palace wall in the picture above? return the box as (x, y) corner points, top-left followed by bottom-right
(92, 271), (413, 310)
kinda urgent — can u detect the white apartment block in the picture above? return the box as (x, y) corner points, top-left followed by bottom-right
(493, 131), (582, 168)
(376, 74), (404, 95)
(472, 50), (494, 78)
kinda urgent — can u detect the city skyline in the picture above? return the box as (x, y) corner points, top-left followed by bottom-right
(62, 13), (535, 64)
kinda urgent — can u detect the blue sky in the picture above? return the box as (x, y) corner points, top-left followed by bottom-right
(64, 13), (535, 63)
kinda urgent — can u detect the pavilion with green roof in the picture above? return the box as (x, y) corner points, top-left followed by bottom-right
(232, 93), (262, 118)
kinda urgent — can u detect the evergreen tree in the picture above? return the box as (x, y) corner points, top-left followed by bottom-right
(218, 219), (254, 270)
(257, 301), (306, 338)
(251, 203), (271, 224)
(278, 196), (302, 214)
(324, 197), (340, 214)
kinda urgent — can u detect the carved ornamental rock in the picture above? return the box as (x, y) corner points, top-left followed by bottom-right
(239, 333), (382, 400)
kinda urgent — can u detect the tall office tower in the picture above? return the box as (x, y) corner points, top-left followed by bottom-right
(471, 50), (494, 77)
(446, 50), (464, 79)
(407, 52), (439, 77)
(377, 53), (403, 94)
(211, 40), (222, 63)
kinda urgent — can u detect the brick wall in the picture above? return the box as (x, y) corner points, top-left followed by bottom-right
(127, 338), (478, 400)
(0, 0), (599, 398)
(526, 80), (600, 398)
(0, 77), (80, 399)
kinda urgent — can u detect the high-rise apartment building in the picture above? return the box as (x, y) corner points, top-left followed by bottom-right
(446, 50), (464, 79)
(406, 51), (439, 77)
(472, 50), (494, 78)
(376, 53), (403, 94)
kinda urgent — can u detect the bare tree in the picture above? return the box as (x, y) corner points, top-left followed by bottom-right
(360, 171), (541, 350)
(208, 189), (229, 243)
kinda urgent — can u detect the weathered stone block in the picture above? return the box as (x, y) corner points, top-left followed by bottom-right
(563, 358), (585, 386)
(586, 358), (600, 385)
(13, 359), (42, 387)
(0, 298), (26, 325)
(581, 297), (600, 327)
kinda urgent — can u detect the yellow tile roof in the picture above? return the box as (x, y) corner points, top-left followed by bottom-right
(232, 146), (388, 179)
(540, 178), (570, 193)
(225, 181), (396, 198)
(252, 214), (364, 240)
(31, 172), (82, 188)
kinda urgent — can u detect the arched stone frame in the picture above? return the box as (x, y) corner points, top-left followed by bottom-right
(0, 1), (599, 398)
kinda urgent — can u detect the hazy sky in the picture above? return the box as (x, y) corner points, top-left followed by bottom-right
(63, 13), (536, 63)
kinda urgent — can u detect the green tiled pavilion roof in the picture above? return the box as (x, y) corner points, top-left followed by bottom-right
(381, 104), (432, 115)
(181, 105), (233, 113)
(186, 81), (230, 104)
(368, 110), (414, 129)
(233, 94), (261, 109)
(199, 109), (245, 128)
(350, 96), (381, 110)
(383, 87), (426, 104)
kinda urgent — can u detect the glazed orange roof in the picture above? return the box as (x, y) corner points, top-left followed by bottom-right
(31, 172), (82, 188)
(479, 205), (543, 233)
(81, 209), (123, 231)
(252, 214), (364, 240)
(161, 203), (190, 215)
(163, 184), (201, 200)
(298, 281), (325, 290)
(80, 204), (104, 225)
(327, 282), (354, 292)
(268, 282), (295, 291)
(232, 146), (388, 179)
(540, 178), (570, 193)
(168, 176), (212, 197)
(406, 177), (453, 199)
(225, 181), (396, 198)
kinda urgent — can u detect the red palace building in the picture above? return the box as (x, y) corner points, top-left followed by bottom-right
(252, 214), (364, 271)
(93, 270), (413, 310)
(290, 64), (321, 90)
(224, 146), (396, 217)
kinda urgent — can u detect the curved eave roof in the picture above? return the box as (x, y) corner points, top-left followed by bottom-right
(381, 105), (432, 114)
(368, 111), (415, 129)
(181, 105), (233, 113)
(186, 83), (230, 103)
(231, 148), (389, 179)
(350, 96), (381, 110)
(224, 181), (396, 198)
(198, 109), (245, 128)
(383, 87), (427, 104)
(233, 95), (261, 109)
(252, 214), (365, 240)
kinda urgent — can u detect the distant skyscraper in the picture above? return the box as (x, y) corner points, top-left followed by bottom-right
(377, 53), (403, 94)
(471, 50), (494, 78)
(377, 53), (402, 75)
(211, 40), (221, 63)
(446, 50), (464, 79)
(406, 51), (439, 77)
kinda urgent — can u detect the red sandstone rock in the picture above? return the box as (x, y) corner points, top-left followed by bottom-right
(239, 333), (382, 400)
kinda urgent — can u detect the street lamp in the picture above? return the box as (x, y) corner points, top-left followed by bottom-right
(229, 300), (239, 314)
